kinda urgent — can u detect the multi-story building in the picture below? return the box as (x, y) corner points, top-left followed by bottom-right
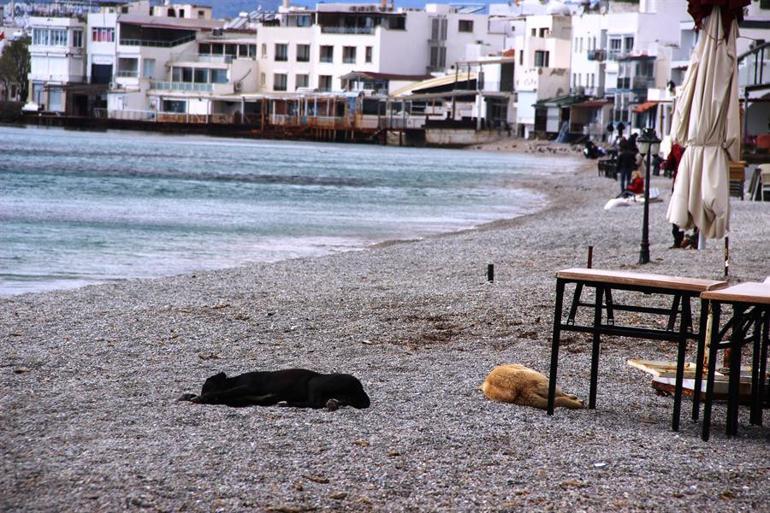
(568, 0), (685, 134)
(512, 13), (572, 138)
(27, 15), (88, 113)
(255, 2), (505, 94)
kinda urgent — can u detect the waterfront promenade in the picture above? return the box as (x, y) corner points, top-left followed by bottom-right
(1, 157), (768, 511)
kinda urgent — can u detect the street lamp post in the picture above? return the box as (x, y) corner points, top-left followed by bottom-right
(637, 127), (661, 265)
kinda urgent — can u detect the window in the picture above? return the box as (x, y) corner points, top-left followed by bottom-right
(163, 100), (186, 113)
(519, 49), (523, 66)
(624, 36), (634, 52)
(72, 30), (83, 48)
(194, 68), (209, 83)
(33, 29), (48, 45)
(48, 88), (63, 112)
(199, 43), (211, 55)
(534, 50), (549, 67)
(458, 20), (473, 32)
(182, 67), (193, 82)
(92, 27), (115, 43)
(295, 74), (309, 89)
(274, 73), (288, 91)
(343, 46), (356, 64)
(117, 57), (138, 77)
(260, 72), (266, 86)
(429, 46), (446, 69)
(261, 43), (267, 58)
(538, 27), (548, 38)
(248, 45), (256, 58)
(296, 44), (310, 62)
(142, 58), (156, 78)
(365, 46), (373, 63)
(320, 45), (334, 63)
(275, 43), (288, 62)
(761, 0), (770, 9)
(609, 38), (622, 58)
(198, 10), (206, 18)
(318, 75), (333, 91)
(531, 28), (536, 36)
(225, 44), (237, 57)
(238, 44), (248, 58)
(36, 29), (67, 46)
(211, 69), (228, 83)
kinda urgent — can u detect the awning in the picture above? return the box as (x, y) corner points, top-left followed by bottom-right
(572, 100), (612, 109)
(633, 101), (659, 113)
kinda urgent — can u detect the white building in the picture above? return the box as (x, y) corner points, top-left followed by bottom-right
(512, 13), (572, 138)
(255, 3), (505, 94)
(27, 15), (88, 112)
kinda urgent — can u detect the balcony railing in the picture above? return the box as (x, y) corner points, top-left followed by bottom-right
(116, 70), (138, 78)
(587, 49), (606, 61)
(150, 81), (213, 92)
(119, 34), (196, 48)
(320, 26), (374, 35)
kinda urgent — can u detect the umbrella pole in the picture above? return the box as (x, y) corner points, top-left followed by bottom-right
(724, 236), (729, 278)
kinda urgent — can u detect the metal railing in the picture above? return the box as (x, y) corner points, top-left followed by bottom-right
(321, 26), (375, 35)
(737, 41), (769, 92)
(150, 81), (213, 92)
(587, 49), (606, 61)
(119, 34), (196, 48)
(116, 70), (138, 78)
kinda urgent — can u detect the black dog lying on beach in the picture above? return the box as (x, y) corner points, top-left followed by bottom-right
(178, 368), (370, 409)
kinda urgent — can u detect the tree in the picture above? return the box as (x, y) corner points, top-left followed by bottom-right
(0, 37), (30, 102)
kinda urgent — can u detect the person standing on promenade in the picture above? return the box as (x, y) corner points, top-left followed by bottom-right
(616, 139), (636, 194)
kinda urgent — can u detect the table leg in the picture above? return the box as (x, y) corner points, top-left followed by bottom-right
(692, 299), (709, 421)
(672, 295), (691, 431)
(589, 285), (604, 410)
(757, 309), (769, 426)
(547, 279), (566, 416)
(727, 304), (744, 437)
(702, 302), (721, 442)
(750, 311), (762, 425)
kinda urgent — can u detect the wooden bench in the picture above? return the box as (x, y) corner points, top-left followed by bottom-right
(698, 283), (770, 440)
(546, 268), (727, 432)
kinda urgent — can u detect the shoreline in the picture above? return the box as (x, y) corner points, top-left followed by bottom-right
(2, 159), (769, 512)
(1, 127), (571, 297)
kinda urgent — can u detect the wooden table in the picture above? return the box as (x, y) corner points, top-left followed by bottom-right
(698, 282), (770, 441)
(547, 268), (727, 432)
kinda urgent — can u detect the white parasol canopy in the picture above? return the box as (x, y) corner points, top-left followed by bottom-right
(666, 6), (741, 240)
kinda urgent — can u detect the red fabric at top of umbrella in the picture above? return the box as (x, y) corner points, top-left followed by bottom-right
(688, 0), (750, 38)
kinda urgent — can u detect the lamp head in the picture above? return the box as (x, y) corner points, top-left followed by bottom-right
(638, 127), (660, 156)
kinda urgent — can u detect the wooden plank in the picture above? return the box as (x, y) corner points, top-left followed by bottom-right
(626, 358), (700, 378)
(556, 268), (728, 293)
(701, 282), (770, 305)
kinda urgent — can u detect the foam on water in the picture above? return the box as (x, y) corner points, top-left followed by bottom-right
(0, 126), (559, 295)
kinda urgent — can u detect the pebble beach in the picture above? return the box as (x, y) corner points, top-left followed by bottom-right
(1, 153), (769, 512)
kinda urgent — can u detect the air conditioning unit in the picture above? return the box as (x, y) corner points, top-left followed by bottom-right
(212, 28), (224, 37)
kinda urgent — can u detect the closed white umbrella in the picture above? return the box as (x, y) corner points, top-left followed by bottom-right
(666, 5), (741, 240)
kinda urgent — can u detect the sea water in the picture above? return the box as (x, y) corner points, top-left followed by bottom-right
(0, 126), (558, 295)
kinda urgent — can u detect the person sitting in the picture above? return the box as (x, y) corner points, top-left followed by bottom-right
(616, 170), (644, 198)
(626, 171), (644, 194)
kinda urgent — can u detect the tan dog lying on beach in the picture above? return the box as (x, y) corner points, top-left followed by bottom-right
(481, 364), (584, 410)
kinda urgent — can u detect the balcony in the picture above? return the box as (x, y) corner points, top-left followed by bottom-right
(320, 26), (375, 35)
(587, 49), (606, 62)
(150, 81), (213, 92)
(119, 34), (196, 48)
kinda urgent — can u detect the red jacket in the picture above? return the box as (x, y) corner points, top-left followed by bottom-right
(627, 176), (644, 194)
